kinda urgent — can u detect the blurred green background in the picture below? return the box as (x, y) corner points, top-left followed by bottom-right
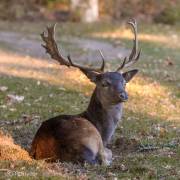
(0, 0), (180, 24)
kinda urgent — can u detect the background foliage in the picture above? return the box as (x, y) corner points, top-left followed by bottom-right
(0, 0), (180, 24)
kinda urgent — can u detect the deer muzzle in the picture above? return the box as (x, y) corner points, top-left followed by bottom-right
(118, 92), (128, 102)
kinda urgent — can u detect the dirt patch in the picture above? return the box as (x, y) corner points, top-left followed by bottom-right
(114, 137), (140, 153)
(0, 30), (129, 65)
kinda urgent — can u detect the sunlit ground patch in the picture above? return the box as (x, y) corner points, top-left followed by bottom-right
(126, 76), (180, 122)
(0, 51), (93, 94)
(92, 28), (180, 49)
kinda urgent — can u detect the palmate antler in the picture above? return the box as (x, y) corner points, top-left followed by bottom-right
(116, 19), (141, 71)
(41, 19), (140, 74)
(41, 24), (105, 73)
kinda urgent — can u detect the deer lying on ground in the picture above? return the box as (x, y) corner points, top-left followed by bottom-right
(30, 19), (140, 164)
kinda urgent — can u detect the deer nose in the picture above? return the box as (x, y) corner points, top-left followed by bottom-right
(119, 92), (128, 101)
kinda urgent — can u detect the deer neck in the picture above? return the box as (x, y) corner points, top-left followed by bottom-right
(83, 88), (123, 146)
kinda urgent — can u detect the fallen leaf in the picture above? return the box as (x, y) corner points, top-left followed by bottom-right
(164, 57), (174, 66)
(0, 86), (8, 92)
(6, 94), (24, 104)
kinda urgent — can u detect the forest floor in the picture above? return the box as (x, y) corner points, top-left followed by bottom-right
(0, 20), (180, 179)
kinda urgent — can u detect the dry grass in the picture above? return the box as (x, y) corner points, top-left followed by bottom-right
(0, 130), (31, 161)
(127, 76), (180, 122)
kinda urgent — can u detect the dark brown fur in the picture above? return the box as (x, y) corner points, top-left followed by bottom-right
(30, 116), (110, 164)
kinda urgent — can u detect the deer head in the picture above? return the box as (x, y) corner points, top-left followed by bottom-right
(41, 19), (140, 106)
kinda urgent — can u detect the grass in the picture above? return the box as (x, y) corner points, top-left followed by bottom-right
(0, 20), (179, 179)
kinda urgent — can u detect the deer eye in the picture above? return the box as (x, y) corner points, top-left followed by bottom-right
(102, 80), (110, 87)
(123, 83), (126, 88)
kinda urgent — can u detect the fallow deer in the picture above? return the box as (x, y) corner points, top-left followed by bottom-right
(30, 19), (140, 164)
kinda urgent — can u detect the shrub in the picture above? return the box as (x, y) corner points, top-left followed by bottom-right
(154, 5), (180, 25)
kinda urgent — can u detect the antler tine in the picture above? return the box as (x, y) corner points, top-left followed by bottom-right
(128, 19), (137, 61)
(116, 19), (140, 71)
(98, 50), (105, 72)
(41, 24), (105, 73)
(66, 55), (98, 72)
(116, 57), (127, 72)
(41, 24), (70, 67)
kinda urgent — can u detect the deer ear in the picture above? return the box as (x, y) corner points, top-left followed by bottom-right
(80, 70), (99, 83)
(122, 69), (138, 82)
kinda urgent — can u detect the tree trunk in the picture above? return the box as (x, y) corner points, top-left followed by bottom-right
(70, 0), (99, 22)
